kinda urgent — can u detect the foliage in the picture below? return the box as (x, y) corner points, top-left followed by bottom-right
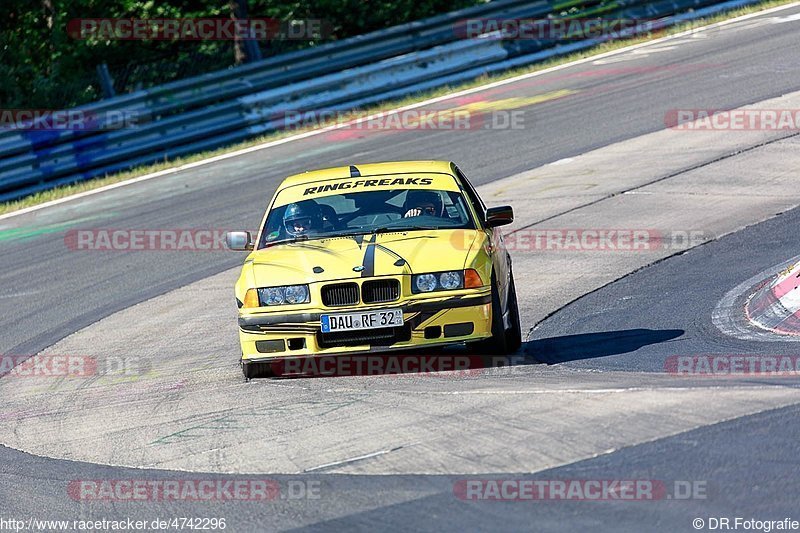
(0, 0), (483, 109)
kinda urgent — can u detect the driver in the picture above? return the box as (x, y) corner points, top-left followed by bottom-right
(283, 201), (323, 237)
(403, 190), (444, 218)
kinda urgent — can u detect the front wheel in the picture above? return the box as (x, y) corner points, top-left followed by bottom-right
(472, 269), (521, 355)
(504, 272), (522, 353)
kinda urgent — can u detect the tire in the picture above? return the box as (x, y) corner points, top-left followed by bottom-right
(504, 272), (522, 353)
(472, 269), (520, 356)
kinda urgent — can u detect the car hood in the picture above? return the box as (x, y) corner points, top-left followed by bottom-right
(248, 229), (479, 286)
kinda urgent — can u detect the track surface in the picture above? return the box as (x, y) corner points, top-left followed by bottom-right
(531, 210), (800, 371)
(2, 212), (799, 528)
(3, 8), (800, 356)
(2, 6), (800, 531)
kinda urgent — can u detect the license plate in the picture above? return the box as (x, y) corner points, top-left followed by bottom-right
(320, 308), (403, 333)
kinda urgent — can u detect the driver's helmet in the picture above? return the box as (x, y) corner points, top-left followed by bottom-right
(404, 190), (443, 217)
(283, 201), (323, 237)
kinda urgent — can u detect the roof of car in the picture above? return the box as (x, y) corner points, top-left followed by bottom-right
(279, 161), (456, 188)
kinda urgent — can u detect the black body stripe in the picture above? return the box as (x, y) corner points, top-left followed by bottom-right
(361, 238), (376, 277)
(375, 244), (412, 274)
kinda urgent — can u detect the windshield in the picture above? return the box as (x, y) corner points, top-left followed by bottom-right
(258, 188), (475, 248)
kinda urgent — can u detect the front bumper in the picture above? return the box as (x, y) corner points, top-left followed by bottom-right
(238, 289), (492, 361)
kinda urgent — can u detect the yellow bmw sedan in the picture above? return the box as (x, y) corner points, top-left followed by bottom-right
(227, 161), (520, 379)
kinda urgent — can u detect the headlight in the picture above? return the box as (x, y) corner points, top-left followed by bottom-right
(257, 284), (311, 306)
(439, 271), (462, 290)
(412, 271), (465, 293)
(261, 287), (285, 305)
(414, 274), (438, 293)
(284, 284), (309, 304)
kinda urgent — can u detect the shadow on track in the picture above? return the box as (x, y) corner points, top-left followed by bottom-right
(245, 329), (683, 380)
(526, 328), (685, 364)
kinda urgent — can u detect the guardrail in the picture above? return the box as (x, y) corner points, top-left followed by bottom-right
(0, 0), (558, 155)
(0, 0), (765, 202)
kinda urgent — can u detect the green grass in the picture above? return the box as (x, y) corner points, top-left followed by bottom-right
(1, 0), (795, 217)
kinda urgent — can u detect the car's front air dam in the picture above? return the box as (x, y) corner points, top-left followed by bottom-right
(238, 293), (492, 361)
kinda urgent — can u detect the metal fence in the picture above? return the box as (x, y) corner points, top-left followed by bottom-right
(0, 0), (762, 202)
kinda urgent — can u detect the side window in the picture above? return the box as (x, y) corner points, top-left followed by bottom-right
(453, 166), (486, 222)
(259, 204), (288, 247)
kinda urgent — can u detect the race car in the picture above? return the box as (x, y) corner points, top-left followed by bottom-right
(227, 160), (521, 379)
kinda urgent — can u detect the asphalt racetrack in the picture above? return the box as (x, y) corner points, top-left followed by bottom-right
(2, 5), (800, 531)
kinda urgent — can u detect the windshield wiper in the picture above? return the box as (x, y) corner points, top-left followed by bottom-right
(330, 227), (435, 238)
(372, 225), (440, 233)
(264, 234), (310, 247)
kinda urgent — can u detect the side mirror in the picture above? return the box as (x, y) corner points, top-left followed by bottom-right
(485, 206), (514, 228)
(226, 231), (254, 251)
